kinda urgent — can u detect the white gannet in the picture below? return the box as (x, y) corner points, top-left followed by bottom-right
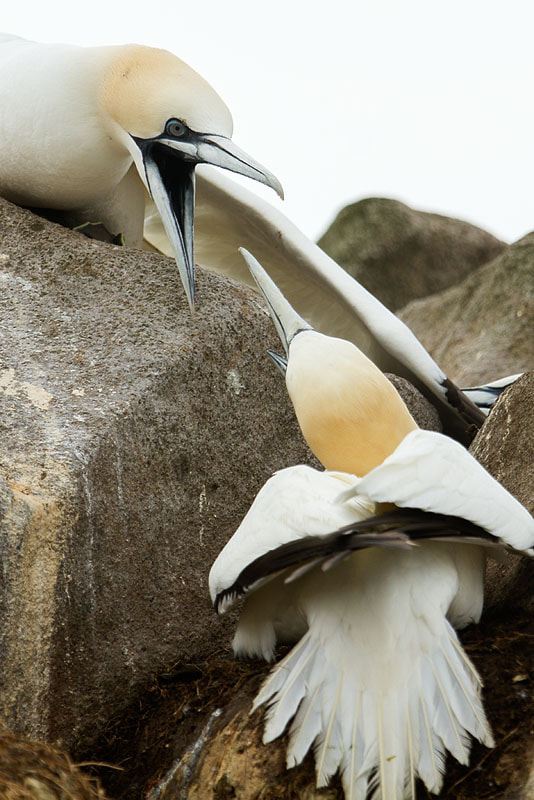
(0, 33), (282, 310)
(147, 170), (490, 442)
(209, 250), (534, 800)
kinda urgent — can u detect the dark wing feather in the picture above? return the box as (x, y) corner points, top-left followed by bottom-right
(214, 508), (500, 613)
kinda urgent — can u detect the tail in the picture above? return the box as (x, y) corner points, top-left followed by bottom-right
(252, 547), (494, 800)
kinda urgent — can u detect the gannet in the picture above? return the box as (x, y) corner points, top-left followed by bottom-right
(209, 250), (534, 800)
(0, 33), (282, 309)
(147, 170), (490, 442)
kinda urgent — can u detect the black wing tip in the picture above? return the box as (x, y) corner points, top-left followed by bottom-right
(214, 586), (244, 615)
(442, 378), (486, 430)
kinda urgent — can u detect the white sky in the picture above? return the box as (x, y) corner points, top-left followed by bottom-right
(4, 1), (534, 243)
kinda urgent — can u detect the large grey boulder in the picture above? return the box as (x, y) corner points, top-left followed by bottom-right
(317, 197), (504, 311)
(470, 372), (534, 613)
(399, 233), (534, 385)
(0, 197), (315, 753)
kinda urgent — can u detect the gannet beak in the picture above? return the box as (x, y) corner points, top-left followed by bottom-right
(267, 350), (288, 376)
(194, 135), (284, 200)
(136, 137), (283, 312)
(239, 248), (312, 354)
(142, 145), (197, 310)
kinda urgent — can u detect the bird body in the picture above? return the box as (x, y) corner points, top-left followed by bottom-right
(210, 431), (534, 798)
(210, 250), (534, 799)
(0, 33), (281, 306)
(0, 36), (137, 212)
(0, 35), (511, 435)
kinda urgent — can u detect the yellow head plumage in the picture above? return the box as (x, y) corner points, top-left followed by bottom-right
(286, 331), (417, 476)
(101, 44), (233, 139)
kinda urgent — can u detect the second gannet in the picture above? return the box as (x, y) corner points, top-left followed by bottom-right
(209, 250), (534, 799)
(0, 33), (282, 310)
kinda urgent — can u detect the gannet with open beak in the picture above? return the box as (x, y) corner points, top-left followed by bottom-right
(209, 250), (534, 800)
(0, 33), (282, 309)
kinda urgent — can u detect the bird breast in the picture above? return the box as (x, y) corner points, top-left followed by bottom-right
(0, 38), (132, 209)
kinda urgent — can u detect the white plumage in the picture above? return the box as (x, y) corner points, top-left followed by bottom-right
(209, 251), (534, 799)
(149, 169), (509, 439)
(0, 34), (513, 435)
(210, 439), (534, 798)
(0, 33), (281, 309)
(461, 373), (523, 414)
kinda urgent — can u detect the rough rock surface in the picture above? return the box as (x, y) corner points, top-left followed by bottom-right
(0, 197), (316, 753)
(385, 374), (442, 432)
(470, 373), (534, 613)
(398, 233), (534, 385)
(317, 197), (505, 311)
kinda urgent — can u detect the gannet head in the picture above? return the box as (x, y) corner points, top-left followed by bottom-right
(240, 248), (417, 475)
(101, 45), (283, 310)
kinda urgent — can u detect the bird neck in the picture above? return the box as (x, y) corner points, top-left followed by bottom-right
(286, 332), (417, 476)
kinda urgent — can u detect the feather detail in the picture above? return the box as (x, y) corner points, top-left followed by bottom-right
(252, 544), (492, 800)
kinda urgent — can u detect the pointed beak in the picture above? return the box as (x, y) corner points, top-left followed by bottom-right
(137, 135), (283, 312)
(267, 350), (288, 376)
(195, 135), (284, 200)
(143, 146), (196, 310)
(239, 248), (312, 355)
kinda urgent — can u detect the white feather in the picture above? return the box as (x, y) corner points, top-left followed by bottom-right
(209, 465), (374, 607)
(461, 373), (523, 411)
(248, 543), (493, 799)
(338, 429), (534, 553)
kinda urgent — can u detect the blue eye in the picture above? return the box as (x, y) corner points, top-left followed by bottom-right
(165, 119), (186, 138)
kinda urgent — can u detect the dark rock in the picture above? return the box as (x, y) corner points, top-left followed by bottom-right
(317, 198), (504, 311)
(0, 197), (315, 753)
(385, 374), (442, 432)
(470, 373), (534, 613)
(399, 233), (534, 385)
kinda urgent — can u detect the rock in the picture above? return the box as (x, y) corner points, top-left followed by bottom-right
(0, 197), (315, 754)
(385, 374), (442, 432)
(0, 723), (108, 799)
(398, 233), (534, 385)
(470, 373), (534, 613)
(317, 198), (504, 311)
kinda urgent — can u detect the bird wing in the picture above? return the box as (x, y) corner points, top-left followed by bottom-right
(461, 372), (523, 413)
(209, 465), (384, 611)
(145, 167), (483, 439)
(340, 428), (534, 553)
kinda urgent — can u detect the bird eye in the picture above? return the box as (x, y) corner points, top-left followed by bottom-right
(165, 119), (186, 138)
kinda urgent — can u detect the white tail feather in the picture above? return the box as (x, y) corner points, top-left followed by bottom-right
(251, 546), (492, 799)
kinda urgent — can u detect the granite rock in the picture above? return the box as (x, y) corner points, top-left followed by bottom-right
(317, 197), (504, 311)
(0, 197), (315, 753)
(399, 233), (534, 385)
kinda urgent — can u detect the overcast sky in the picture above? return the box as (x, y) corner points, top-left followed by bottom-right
(4, 1), (534, 244)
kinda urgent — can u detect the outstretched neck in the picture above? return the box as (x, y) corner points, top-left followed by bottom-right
(286, 331), (417, 476)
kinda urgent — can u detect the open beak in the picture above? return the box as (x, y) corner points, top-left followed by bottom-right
(239, 248), (312, 355)
(138, 135), (283, 311)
